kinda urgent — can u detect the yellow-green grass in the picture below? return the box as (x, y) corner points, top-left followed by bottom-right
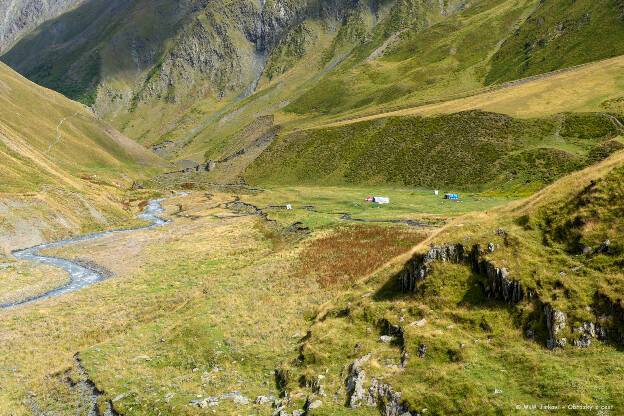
(0, 61), (165, 190)
(306, 54), (624, 130)
(0, 61), (167, 254)
(237, 186), (517, 230)
(0, 261), (69, 305)
(282, 151), (624, 415)
(0, 192), (427, 415)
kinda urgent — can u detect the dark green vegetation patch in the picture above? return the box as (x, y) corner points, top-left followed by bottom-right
(246, 111), (624, 194)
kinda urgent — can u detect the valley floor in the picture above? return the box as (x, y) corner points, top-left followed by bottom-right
(0, 187), (621, 415)
(0, 189), (431, 415)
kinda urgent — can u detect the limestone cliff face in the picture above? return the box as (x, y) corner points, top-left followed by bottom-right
(0, 0), (86, 53)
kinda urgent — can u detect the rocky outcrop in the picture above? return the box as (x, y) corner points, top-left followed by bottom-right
(344, 353), (413, 415)
(399, 242), (528, 305)
(544, 303), (567, 350)
(345, 353), (370, 408)
(366, 379), (412, 416)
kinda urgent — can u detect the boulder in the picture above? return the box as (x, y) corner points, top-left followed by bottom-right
(595, 240), (611, 254)
(255, 395), (270, 405)
(308, 400), (322, 410)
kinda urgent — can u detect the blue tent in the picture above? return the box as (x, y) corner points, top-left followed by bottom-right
(444, 193), (459, 200)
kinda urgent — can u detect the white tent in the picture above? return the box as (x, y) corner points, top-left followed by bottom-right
(373, 197), (390, 204)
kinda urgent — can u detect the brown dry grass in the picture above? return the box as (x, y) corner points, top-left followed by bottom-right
(297, 224), (427, 288)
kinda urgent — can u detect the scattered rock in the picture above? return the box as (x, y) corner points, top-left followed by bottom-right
(190, 397), (219, 408)
(400, 351), (408, 369)
(379, 335), (393, 343)
(487, 242), (495, 253)
(271, 406), (288, 416)
(220, 392), (249, 405)
(525, 329), (535, 341)
(583, 246), (593, 255)
(292, 333), (301, 339)
(411, 318), (427, 327)
(418, 344), (427, 358)
(493, 389), (502, 394)
(308, 400), (322, 410)
(112, 393), (127, 402)
(366, 379), (411, 415)
(494, 228), (506, 236)
(596, 240), (611, 254)
(574, 322), (596, 348)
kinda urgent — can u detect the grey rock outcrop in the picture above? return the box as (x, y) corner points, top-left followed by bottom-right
(544, 303), (567, 350)
(366, 379), (412, 416)
(345, 353), (371, 408)
(398, 242), (527, 305)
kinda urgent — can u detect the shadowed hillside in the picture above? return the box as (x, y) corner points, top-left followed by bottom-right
(0, 61), (166, 255)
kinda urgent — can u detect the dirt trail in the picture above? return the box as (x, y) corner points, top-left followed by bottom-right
(1, 193), (188, 310)
(46, 112), (79, 155)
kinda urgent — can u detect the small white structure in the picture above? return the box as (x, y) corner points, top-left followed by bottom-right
(434, 190), (439, 195)
(373, 197), (390, 204)
(286, 204), (292, 210)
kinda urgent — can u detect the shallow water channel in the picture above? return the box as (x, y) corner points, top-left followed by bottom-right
(1, 194), (186, 310)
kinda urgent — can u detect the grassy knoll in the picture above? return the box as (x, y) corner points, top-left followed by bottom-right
(246, 111), (624, 195)
(0, 61), (167, 257)
(279, 151), (624, 415)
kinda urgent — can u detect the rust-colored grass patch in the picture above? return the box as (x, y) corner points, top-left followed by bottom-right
(298, 224), (427, 287)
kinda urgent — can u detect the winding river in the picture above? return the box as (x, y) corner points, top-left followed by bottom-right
(1, 194), (187, 310)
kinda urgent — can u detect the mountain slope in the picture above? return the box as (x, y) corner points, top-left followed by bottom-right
(3, 0), (624, 190)
(280, 150), (624, 415)
(0, 0), (86, 53)
(0, 61), (166, 255)
(245, 110), (624, 194)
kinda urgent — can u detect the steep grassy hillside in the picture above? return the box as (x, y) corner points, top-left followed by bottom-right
(276, 151), (624, 416)
(0, 61), (165, 255)
(486, 0), (624, 84)
(4, 0), (624, 176)
(246, 111), (624, 194)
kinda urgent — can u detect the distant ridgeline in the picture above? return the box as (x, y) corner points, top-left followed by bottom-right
(1, 0), (624, 165)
